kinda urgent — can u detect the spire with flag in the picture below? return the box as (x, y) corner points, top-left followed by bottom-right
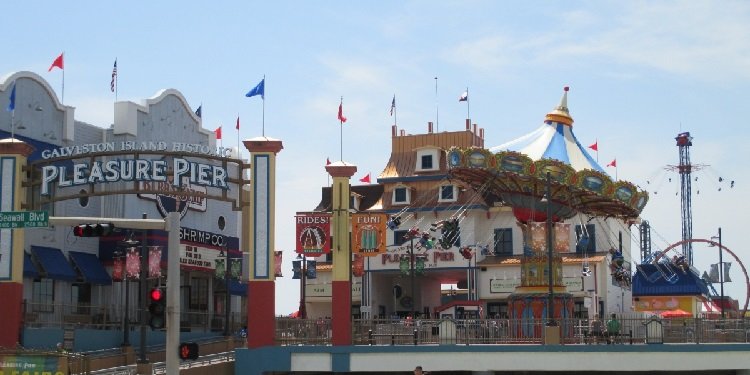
(6, 82), (16, 112)
(110, 59), (117, 94)
(390, 94), (397, 126)
(337, 97), (346, 161)
(7, 81), (16, 141)
(245, 76), (265, 135)
(607, 158), (617, 180)
(588, 139), (599, 162)
(459, 87), (470, 120)
(48, 52), (65, 103)
(359, 173), (371, 184)
(48, 53), (64, 71)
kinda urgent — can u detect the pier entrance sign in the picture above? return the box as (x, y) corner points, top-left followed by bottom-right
(0, 211), (49, 229)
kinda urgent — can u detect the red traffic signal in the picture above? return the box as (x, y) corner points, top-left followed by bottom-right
(72, 223), (115, 237)
(148, 287), (166, 330)
(179, 342), (199, 360)
(150, 288), (163, 302)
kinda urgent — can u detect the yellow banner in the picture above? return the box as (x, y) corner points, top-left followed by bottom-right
(351, 213), (387, 256)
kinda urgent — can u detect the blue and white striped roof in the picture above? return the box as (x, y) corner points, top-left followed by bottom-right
(489, 87), (606, 174)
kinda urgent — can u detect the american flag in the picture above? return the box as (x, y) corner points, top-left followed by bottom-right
(110, 59), (117, 92)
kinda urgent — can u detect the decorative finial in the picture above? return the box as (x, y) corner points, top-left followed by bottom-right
(544, 86), (574, 126)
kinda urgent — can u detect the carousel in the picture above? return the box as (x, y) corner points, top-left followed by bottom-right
(445, 87), (649, 336)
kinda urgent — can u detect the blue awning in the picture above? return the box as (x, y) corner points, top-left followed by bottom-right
(31, 246), (77, 281)
(229, 279), (247, 296)
(69, 251), (112, 285)
(23, 252), (39, 279)
(633, 263), (709, 297)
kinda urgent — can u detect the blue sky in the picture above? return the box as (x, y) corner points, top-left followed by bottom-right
(2, 1), (748, 314)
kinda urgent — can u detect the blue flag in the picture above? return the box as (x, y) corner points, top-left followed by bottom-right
(245, 78), (264, 99)
(194, 105), (202, 118)
(6, 82), (16, 112)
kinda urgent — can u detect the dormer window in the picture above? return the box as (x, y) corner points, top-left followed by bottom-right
(350, 193), (362, 212)
(438, 185), (457, 202)
(392, 185), (410, 205)
(415, 148), (440, 172)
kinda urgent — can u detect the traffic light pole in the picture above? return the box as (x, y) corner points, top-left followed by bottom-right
(50, 215), (181, 372)
(139, 213), (148, 364)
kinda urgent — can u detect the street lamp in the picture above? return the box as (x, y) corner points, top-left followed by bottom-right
(297, 254), (307, 319)
(218, 244), (232, 335)
(543, 171), (555, 326)
(711, 228), (725, 319)
(118, 232), (140, 347)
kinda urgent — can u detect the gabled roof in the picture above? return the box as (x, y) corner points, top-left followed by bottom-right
(313, 184), (384, 212)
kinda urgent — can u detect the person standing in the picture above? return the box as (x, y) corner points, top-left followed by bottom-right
(589, 314), (603, 344)
(414, 366), (425, 375)
(606, 313), (621, 344)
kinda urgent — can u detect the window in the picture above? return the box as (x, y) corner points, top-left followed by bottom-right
(189, 277), (208, 310)
(487, 302), (509, 319)
(439, 185), (456, 202)
(575, 224), (596, 253)
(392, 187), (409, 205)
(415, 149), (440, 172)
(421, 155), (433, 170)
(493, 228), (513, 255)
(32, 279), (54, 313)
(393, 230), (408, 246)
(574, 301), (588, 319)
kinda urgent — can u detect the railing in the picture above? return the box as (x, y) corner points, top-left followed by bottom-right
(22, 301), (247, 334)
(274, 317), (749, 346)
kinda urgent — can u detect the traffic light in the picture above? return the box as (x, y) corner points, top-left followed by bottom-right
(178, 342), (199, 360)
(72, 223), (116, 237)
(148, 287), (166, 330)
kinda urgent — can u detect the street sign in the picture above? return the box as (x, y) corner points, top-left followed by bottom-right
(0, 211), (49, 229)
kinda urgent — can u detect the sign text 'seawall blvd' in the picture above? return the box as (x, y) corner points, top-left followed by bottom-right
(0, 211), (49, 229)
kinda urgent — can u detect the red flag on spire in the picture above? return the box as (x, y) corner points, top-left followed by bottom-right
(326, 157), (331, 165)
(359, 173), (371, 184)
(214, 126), (222, 140)
(338, 102), (347, 123)
(48, 53), (64, 71)
(236, 116), (240, 130)
(588, 140), (598, 151)
(607, 159), (617, 168)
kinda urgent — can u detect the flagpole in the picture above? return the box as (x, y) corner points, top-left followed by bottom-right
(595, 139), (598, 163)
(61, 52), (65, 104)
(237, 114), (241, 160)
(466, 87), (470, 121)
(434, 77), (439, 132)
(10, 106), (15, 142)
(115, 59), (118, 102)
(339, 96), (343, 161)
(394, 95), (397, 127)
(262, 74), (266, 137)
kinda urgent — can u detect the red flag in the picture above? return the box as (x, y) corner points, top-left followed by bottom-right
(48, 53), (64, 71)
(338, 102), (347, 123)
(588, 141), (598, 151)
(359, 173), (371, 183)
(326, 157), (331, 165)
(214, 126), (222, 140)
(236, 116), (240, 130)
(607, 159), (617, 168)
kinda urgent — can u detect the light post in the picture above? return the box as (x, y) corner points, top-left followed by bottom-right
(118, 232), (140, 347)
(297, 254), (307, 319)
(409, 236), (415, 318)
(545, 171), (555, 326)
